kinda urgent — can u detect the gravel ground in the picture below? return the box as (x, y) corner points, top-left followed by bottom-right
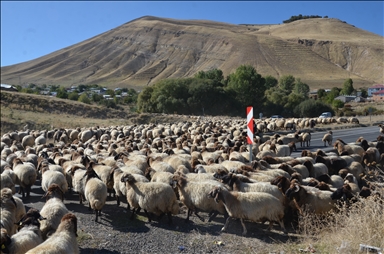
(17, 179), (296, 254)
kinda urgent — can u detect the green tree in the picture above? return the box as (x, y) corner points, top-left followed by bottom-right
(293, 79), (310, 97)
(78, 93), (91, 104)
(317, 88), (326, 99)
(359, 88), (368, 98)
(91, 93), (103, 102)
(225, 65), (266, 110)
(278, 75), (295, 91)
(340, 78), (354, 95)
(332, 99), (344, 109)
(325, 87), (340, 104)
(195, 69), (224, 83)
(56, 87), (68, 99)
(68, 91), (79, 101)
(264, 75), (278, 89)
(293, 100), (334, 117)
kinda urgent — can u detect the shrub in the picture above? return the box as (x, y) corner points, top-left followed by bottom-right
(78, 94), (91, 104)
(294, 99), (334, 117)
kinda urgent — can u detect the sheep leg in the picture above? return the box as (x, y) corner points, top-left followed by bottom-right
(240, 219), (247, 236)
(185, 209), (192, 222)
(208, 211), (219, 222)
(221, 216), (231, 232)
(167, 212), (173, 225)
(144, 209), (151, 223)
(26, 185), (31, 198)
(20, 186), (25, 198)
(194, 211), (205, 222)
(95, 210), (99, 222)
(130, 208), (136, 220)
(116, 196), (120, 206)
(278, 219), (288, 235)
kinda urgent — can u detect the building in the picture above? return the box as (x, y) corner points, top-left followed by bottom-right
(0, 84), (18, 92)
(368, 84), (384, 97)
(372, 90), (384, 101)
(334, 95), (356, 103)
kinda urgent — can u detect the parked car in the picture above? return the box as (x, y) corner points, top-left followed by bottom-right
(270, 115), (284, 119)
(319, 112), (332, 118)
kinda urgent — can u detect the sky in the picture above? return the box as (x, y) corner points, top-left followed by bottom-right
(1, 1), (383, 67)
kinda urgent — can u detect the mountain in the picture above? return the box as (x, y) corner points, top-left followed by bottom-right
(1, 16), (383, 90)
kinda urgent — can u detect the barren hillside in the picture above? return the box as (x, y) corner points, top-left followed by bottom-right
(1, 16), (383, 90)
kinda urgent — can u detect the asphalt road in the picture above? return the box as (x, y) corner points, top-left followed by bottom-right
(291, 126), (380, 157)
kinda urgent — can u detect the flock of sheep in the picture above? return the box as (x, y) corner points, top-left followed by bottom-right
(1, 115), (383, 253)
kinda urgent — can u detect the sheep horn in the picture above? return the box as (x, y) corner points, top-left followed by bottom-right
(294, 184), (300, 193)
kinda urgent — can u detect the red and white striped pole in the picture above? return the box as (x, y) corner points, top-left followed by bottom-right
(247, 107), (253, 161)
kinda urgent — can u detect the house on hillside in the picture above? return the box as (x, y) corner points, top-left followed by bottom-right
(1, 84), (18, 92)
(368, 84), (384, 97)
(372, 90), (384, 101)
(334, 95), (356, 103)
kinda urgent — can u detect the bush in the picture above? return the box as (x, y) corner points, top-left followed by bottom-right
(293, 99), (334, 117)
(68, 92), (79, 101)
(78, 94), (91, 104)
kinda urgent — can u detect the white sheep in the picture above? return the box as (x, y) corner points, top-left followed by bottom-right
(40, 164), (68, 194)
(12, 158), (37, 198)
(1, 171), (15, 194)
(83, 167), (108, 222)
(13, 196), (26, 223)
(172, 173), (228, 222)
(121, 173), (179, 224)
(39, 184), (69, 240)
(208, 186), (287, 236)
(321, 131), (333, 147)
(0, 188), (18, 236)
(25, 213), (79, 254)
(0, 208), (44, 254)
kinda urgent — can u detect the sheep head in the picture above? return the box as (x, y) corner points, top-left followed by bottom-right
(1, 188), (17, 208)
(60, 213), (78, 237)
(208, 187), (222, 204)
(0, 228), (11, 254)
(16, 208), (46, 230)
(43, 183), (65, 201)
(285, 183), (301, 201)
(331, 184), (353, 201)
(121, 173), (136, 184)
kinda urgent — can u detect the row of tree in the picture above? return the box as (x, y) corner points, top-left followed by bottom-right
(283, 14), (326, 24)
(136, 65), (355, 117)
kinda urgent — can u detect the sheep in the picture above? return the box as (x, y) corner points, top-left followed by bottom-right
(208, 186), (287, 236)
(362, 147), (381, 166)
(40, 163), (68, 194)
(12, 158), (37, 198)
(25, 213), (79, 254)
(0, 188), (18, 236)
(121, 173), (179, 224)
(378, 124), (384, 134)
(39, 184), (69, 240)
(299, 132), (311, 147)
(334, 139), (365, 157)
(285, 182), (336, 214)
(13, 196), (26, 224)
(321, 131), (333, 147)
(83, 166), (108, 222)
(277, 134), (299, 145)
(1, 171), (15, 194)
(303, 160), (328, 178)
(218, 173), (285, 204)
(1, 208), (44, 254)
(172, 173), (228, 223)
(82, 157), (114, 197)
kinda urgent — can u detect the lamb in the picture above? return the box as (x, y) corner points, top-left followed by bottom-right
(1, 188), (18, 237)
(83, 166), (108, 222)
(285, 182), (336, 214)
(12, 158), (37, 198)
(172, 173), (228, 223)
(25, 213), (79, 254)
(121, 173), (179, 224)
(321, 131), (333, 147)
(208, 186), (287, 236)
(0, 208), (44, 254)
(39, 184), (70, 240)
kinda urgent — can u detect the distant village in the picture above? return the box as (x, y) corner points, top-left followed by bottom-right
(2, 83), (384, 102)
